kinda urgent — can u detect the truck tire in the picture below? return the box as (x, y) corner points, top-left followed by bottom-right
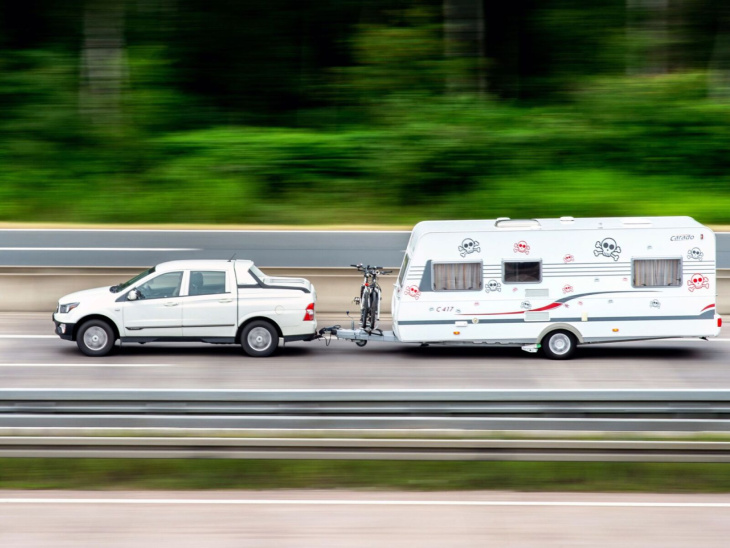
(241, 320), (279, 357)
(76, 319), (115, 357)
(541, 330), (577, 360)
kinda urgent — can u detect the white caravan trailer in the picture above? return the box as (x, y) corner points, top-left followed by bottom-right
(325, 216), (722, 359)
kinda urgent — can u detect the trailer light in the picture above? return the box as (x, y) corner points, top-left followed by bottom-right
(453, 331), (460, 335)
(612, 328), (619, 332)
(303, 302), (315, 321)
(719, 318), (723, 328)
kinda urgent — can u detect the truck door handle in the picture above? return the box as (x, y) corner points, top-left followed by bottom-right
(218, 298), (233, 303)
(164, 301), (179, 307)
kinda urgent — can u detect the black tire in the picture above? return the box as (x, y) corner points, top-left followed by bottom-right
(541, 330), (578, 360)
(360, 289), (371, 329)
(76, 319), (116, 357)
(355, 340), (368, 347)
(367, 290), (378, 331)
(241, 320), (279, 357)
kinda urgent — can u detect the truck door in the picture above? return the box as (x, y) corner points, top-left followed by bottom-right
(123, 271), (184, 337)
(182, 269), (237, 338)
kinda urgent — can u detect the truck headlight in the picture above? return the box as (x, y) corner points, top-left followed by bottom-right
(58, 302), (80, 314)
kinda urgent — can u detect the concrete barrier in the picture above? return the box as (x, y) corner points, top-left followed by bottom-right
(2, 267), (729, 315)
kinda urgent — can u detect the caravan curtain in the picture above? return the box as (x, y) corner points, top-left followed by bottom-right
(433, 262), (482, 291)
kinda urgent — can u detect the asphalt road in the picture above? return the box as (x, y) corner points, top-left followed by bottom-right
(1, 490), (728, 548)
(0, 229), (411, 268)
(0, 229), (728, 268)
(1, 314), (728, 389)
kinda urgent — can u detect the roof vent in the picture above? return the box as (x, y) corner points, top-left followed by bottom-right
(495, 219), (541, 229)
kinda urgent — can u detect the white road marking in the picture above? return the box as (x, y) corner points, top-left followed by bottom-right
(0, 498), (728, 508)
(0, 335), (58, 339)
(0, 247), (199, 251)
(0, 363), (170, 368)
(0, 229), (410, 233)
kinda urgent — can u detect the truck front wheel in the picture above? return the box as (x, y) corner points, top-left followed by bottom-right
(76, 319), (115, 357)
(241, 320), (279, 357)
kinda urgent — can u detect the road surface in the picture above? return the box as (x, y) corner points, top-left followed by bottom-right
(0, 490), (728, 547)
(0, 314), (727, 389)
(0, 229), (728, 268)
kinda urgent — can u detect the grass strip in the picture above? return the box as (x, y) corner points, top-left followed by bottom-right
(1, 459), (730, 492)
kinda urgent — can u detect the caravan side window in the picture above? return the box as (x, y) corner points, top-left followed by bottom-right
(432, 262), (483, 291)
(503, 261), (542, 283)
(632, 259), (682, 287)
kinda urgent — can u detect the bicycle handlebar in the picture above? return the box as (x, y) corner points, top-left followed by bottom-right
(351, 264), (391, 275)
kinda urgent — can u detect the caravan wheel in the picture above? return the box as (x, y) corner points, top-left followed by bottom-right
(541, 330), (577, 360)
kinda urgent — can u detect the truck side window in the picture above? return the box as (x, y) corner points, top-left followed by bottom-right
(632, 259), (682, 287)
(137, 271), (183, 299)
(503, 261), (541, 283)
(189, 271), (227, 296)
(432, 262), (483, 291)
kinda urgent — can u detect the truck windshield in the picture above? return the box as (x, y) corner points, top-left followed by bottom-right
(111, 267), (156, 293)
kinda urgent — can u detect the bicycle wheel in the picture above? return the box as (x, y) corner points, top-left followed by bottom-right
(360, 288), (371, 329)
(367, 289), (379, 330)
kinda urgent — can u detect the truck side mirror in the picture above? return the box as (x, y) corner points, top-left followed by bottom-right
(127, 289), (139, 301)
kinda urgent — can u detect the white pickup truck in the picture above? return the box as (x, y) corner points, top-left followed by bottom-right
(52, 260), (317, 357)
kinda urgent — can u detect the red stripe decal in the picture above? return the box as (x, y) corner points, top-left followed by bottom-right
(459, 302), (563, 316)
(701, 304), (716, 312)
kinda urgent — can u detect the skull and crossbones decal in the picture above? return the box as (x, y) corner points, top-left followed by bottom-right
(594, 238), (621, 261)
(513, 241), (530, 255)
(687, 248), (704, 261)
(458, 238), (480, 257)
(650, 299), (661, 309)
(485, 279), (501, 293)
(562, 285), (573, 294)
(404, 285), (421, 300)
(687, 274), (710, 292)
(520, 300), (532, 310)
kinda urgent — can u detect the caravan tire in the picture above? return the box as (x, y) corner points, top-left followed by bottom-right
(541, 330), (577, 360)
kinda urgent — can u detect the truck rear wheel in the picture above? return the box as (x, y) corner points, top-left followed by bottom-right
(76, 319), (115, 357)
(241, 320), (279, 357)
(541, 330), (577, 360)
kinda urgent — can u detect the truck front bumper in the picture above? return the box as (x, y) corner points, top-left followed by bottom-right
(52, 314), (75, 341)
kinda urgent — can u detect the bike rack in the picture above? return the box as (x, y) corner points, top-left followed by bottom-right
(318, 325), (400, 344)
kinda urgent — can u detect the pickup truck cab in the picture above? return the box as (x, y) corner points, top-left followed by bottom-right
(53, 260), (317, 357)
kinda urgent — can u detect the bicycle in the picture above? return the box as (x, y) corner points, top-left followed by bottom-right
(351, 264), (392, 341)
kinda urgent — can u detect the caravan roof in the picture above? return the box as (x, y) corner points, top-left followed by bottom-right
(410, 216), (704, 241)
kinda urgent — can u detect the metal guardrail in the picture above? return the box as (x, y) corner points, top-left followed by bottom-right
(3, 389), (730, 432)
(1, 436), (730, 462)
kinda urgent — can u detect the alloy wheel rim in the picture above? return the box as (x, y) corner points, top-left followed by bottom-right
(248, 327), (272, 351)
(84, 326), (108, 351)
(549, 333), (571, 355)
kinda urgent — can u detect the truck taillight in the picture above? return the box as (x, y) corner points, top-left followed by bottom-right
(304, 302), (315, 321)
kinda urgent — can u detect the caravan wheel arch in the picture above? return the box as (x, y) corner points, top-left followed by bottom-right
(537, 324), (584, 345)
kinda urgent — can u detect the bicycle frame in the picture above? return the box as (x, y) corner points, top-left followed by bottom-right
(351, 264), (391, 332)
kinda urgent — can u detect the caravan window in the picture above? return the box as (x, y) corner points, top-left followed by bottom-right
(432, 262), (483, 291)
(632, 259), (682, 287)
(503, 261), (542, 283)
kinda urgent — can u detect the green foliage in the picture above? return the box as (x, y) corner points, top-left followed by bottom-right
(1, 2), (730, 225)
(2, 458), (730, 492)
